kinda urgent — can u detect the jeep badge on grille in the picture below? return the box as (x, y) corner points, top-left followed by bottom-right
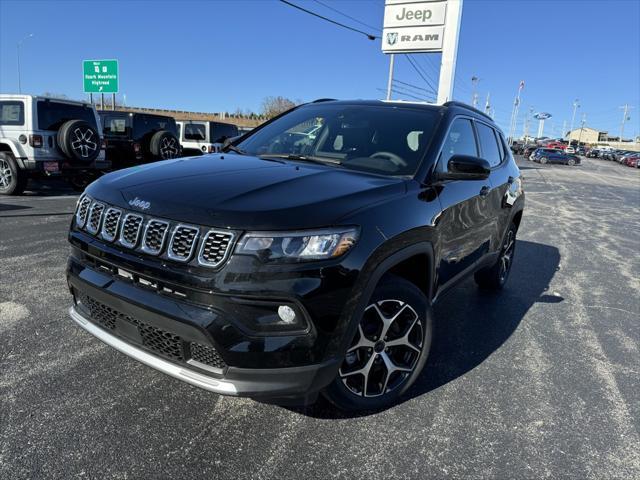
(128, 197), (151, 210)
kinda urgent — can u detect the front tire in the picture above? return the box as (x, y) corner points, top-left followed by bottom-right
(474, 222), (517, 290)
(0, 152), (28, 195)
(539, 156), (548, 164)
(323, 275), (432, 411)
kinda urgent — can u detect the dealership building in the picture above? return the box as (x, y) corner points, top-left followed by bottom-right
(565, 127), (610, 143)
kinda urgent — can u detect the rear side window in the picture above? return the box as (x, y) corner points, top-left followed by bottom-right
(476, 123), (502, 167)
(184, 123), (206, 141)
(103, 116), (127, 136)
(37, 101), (96, 131)
(133, 115), (175, 138)
(210, 123), (239, 143)
(439, 118), (477, 166)
(0, 101), (24, 126)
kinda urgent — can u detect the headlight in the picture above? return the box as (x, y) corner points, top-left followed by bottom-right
(236, 227), (359, 261)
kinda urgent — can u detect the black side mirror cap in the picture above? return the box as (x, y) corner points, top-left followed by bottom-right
(436, 155), (491, 181)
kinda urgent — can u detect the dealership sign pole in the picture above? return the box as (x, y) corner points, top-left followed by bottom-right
(382, 0), (462, 103)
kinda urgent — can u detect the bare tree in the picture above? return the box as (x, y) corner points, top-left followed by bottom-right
(261, 96), (297, 119)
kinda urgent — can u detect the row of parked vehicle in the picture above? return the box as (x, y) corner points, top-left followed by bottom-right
(586, 148), (640, 167)
(0, 94), (242, 195)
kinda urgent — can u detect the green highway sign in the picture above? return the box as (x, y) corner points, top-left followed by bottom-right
(83, 59), (118, 93)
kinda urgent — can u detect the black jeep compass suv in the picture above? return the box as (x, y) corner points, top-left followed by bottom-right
(67, 100), (524, 411)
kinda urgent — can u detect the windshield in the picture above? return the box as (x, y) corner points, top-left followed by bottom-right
(235, 104), (440, 177)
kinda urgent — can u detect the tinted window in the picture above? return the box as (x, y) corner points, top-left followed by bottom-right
(37, 101), (96, 131)
(176, 123), (181, 139)
(133, 115), (176, 138)
(210, 123), (239, 143)
(0, 101), (24, 125)
(237, 104), (440, 177)
(102, 115), (128, 136)
(184, 123), (206, 141)
(476, 123), (502, 167)
(439, 118), (478, 167)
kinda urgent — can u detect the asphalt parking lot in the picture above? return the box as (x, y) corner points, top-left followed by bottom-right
(1, 158), (638, 479)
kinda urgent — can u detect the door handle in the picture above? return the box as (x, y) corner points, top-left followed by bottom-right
(479, 185), (491, 198)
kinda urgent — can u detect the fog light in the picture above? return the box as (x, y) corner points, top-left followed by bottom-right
(277, 305), (296, 324)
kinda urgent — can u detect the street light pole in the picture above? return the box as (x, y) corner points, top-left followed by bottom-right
(17, 33), (34, 94)
(577, 113), (586, 147)
(568, 99), (579, 145)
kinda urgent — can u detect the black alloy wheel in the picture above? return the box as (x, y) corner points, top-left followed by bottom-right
(323, 276), (432, 411)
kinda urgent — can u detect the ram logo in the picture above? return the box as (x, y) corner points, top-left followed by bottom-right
(386, 32), (398, 45)
(128, 197), (151, 210)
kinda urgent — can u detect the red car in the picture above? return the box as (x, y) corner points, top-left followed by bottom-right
(544, 142), (567, 150)
(623, 154), (640, 167)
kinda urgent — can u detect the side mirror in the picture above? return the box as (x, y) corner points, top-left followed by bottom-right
(437, 155), (491, 180)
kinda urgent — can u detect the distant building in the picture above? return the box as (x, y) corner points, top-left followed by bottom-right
(565, 127), (609, 144)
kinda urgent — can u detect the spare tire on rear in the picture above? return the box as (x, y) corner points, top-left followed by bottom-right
(150, 130), (180, 159)
(57, 119), (100, 162)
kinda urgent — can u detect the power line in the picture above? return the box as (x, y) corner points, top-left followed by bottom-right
(394, 78), (436, 95)
(409, 56), (439, 92)
(310, 0), (381, 32)
(403, 55), (437, 93)
(278, 0), (378, 40)
(376, 87), (433, 103)
(392, 84), (436, 101)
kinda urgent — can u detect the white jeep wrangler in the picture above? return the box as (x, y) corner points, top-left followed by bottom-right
(175, 120), (239, 156)
(0, 94), (109, 195)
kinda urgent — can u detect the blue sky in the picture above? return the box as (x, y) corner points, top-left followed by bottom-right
(1, 0), (638, 139)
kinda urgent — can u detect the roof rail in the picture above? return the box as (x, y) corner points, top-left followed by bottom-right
(311, 98), (337, 103)
(442, 101), (494, 121)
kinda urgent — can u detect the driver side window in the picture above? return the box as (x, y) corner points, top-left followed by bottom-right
(438, 118), (478, 169)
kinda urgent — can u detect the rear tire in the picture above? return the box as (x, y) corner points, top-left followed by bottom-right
(474, 222), (517, 290)
(0, 152), (28, 195)
(539, 156), (548, 164)
(323, 275), (432, 411)
(567, 158), (576, 166)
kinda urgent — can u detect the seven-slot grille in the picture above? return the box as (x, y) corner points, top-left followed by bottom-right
(198, 230), (235, 267)
(76, 196), (92, 228)
(142, 220), (170, 255)
(86, 202), (105, 234)
(101, 208), (122, 242)
(119, 214), (144, 248)
(168, 225), (200, 262)
(74, 196), (234, 268)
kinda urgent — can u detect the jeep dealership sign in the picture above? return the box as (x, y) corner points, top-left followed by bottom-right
(382, 1), (448, 53)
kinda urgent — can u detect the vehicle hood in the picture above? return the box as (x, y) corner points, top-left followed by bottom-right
(86, 154), (407, 230)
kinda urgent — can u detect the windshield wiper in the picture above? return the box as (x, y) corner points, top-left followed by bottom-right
(258, 153), (342, 166)
(221, 144), (246, 155)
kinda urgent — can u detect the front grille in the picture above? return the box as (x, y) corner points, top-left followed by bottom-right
(142, 220), (169, 255)
(190, 343), (226, 369)
(101, 208), (122, 242)
(119, 214), (143, 248)
(198, 230), (235, 267)
(76, 196), (92, 228)
(75, 196), (235, 269)
(86, 202), (105, 235)
(168, 225), (199, 262)
(78, 294), (226, 368)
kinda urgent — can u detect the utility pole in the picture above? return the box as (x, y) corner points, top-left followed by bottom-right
(562, 120), (567, 139)
(523, 106), (534, 141)
(16, 33), (34, 94)
(619, 104), (633, 143)
(484, 92), (491, 115)
(577, 113), (587, 147)
(471, 76), (479, 108)
(568, 99), (580, 144)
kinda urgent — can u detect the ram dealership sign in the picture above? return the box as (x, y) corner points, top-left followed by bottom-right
(382, 1), (448, 53)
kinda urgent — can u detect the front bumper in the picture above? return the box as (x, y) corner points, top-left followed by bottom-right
(69, 305), (339, 401)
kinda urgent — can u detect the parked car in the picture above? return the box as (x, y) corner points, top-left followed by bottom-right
(100, 111), (181, 170)
(565, 147), (575, 154)
(533, 148), (581, 166)
(523, 145), (538, 159)
(0, 94), (109, 194)
(543, 142), (566, 150)
(622, 153), (640, 167)
(67, 99), (524, 411)
(176, 120), (239, 156)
